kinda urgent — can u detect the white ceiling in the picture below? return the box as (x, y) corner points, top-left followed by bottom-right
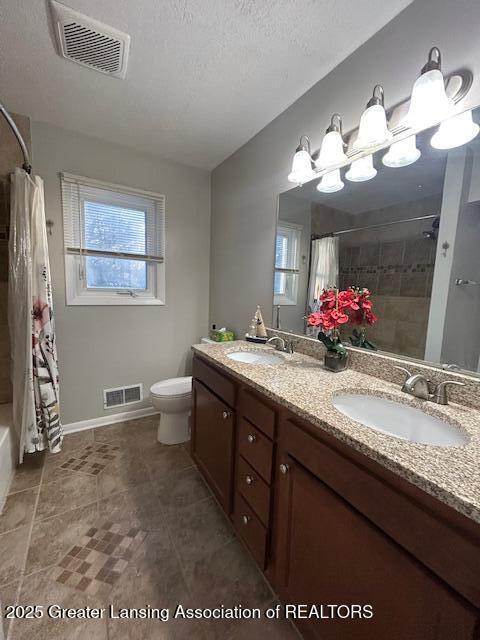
(0, 0), (412, 170)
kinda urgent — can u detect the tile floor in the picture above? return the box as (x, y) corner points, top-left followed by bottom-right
(0, 416), (299, 640)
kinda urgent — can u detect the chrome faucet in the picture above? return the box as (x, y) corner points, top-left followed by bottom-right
(266, 336), (298, 354)
(267, 336), (285, 351)
(393, 366), (465, 405)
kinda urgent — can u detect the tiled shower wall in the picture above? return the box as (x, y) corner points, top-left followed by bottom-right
(339, 237), (437, 359)
(335, 194), (442, 360)
(0, 112), (31, 404)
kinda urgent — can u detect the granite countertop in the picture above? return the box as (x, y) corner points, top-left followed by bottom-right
(192, 340), (480, 524)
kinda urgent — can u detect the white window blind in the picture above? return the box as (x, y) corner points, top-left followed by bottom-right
(61, 172), (165, 263)
(274, 223), (301, 305)
(275, 225), (299, 274)
(60, 172), (166, 306)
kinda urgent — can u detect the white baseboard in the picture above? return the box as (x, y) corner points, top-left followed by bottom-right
(63, 407), (159, 434)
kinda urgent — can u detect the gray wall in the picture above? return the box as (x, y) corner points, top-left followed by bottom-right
(32, 122), (210, 425)
(210, 0), (480, 336)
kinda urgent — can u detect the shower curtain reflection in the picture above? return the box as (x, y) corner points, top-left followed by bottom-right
(307, 236), (339, 335)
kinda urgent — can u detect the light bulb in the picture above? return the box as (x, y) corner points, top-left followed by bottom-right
(288, 137), (315, 184)
(354, 85), (392, 150)
(316, 115), (347, 169)
(316, 169), (344, 193)
(382, 135), (421, 168)
(431, 110), (480, 149)
(315, 130), (347, 170)
(345, 155), (377, 182)
(405, 47), (452, 129)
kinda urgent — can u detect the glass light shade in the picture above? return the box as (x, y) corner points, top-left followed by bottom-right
(354, 104), (392, 149)
(345, 155), (377, 182)
(316, 169), (344, 193)
(315, 130), (347, 170)
(288, 149), (316, 184)
(382, 135), (421, 168)
(405, 69), (452, 129)
(430, 110), (480, 150)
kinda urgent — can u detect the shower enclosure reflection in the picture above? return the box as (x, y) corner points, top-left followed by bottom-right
(273, 107), (480, 375)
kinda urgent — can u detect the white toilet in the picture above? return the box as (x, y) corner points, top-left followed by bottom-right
(150, 376), (192, 445)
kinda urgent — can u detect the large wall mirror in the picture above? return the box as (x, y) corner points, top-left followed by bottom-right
(274, 105), (480, 376)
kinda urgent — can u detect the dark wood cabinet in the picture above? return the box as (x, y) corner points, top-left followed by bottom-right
(274, 451), (477, 640)
(191, 379), (235, 512)
(191, 353), (480, 640)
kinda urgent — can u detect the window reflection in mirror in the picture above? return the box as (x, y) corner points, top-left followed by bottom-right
(274, 106), (480, 375)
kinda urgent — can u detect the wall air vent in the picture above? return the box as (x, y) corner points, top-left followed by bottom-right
(103, 384), (142, 409)
(50, 1), (130, 78)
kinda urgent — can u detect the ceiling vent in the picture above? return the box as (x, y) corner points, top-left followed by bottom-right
(50, 1), (130, 78)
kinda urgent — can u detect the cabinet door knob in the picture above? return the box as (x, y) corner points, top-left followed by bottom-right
(247, 434), (256, 444)
(222, 411), (231, 420)
(242, 515), (251, 525)
(245, 475), (254, 485)
(279, 463), (290, 475)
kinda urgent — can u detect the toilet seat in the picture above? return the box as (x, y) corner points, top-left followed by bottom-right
(150, 376), (192, 399)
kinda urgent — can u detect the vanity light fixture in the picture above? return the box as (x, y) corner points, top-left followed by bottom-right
(430, 109), (480, 149)
(345, 154), (377, 182)
(288, 135), (316, 185)
(405, 47), (452, 129)
(315, 114), (347, 170)
(382, 135), (421, 168)
(316, 169), (344, 193)
(353, 85), (392, 149)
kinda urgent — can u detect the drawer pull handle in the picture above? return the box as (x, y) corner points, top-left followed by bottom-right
(247, 434), (256, 444)
(279, 463), (290, 475)
(245, 475), (254, 485)
(242, 515), (251, 525)
(222, 411), (231, 420)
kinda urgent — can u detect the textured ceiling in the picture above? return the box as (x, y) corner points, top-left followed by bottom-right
(0, 0), (412, 169)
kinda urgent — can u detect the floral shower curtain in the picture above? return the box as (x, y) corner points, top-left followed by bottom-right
(8, 168), (62, 462)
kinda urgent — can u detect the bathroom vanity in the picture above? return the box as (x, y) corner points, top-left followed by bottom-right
(191, 342), (480, 640)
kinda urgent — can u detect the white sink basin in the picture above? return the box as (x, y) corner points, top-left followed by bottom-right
(333, 394), (467, 447)
(226, 351), (283, 365)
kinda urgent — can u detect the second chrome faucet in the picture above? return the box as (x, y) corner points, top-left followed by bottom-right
(394, 366), (465, 405)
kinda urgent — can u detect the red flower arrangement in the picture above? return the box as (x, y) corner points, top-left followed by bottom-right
(308, 287), (377, 330)
(307, 287), (378, 352)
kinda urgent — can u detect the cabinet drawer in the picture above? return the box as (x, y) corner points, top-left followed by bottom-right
(239, 388), (275, 439)
(238, 418), (273, 483)
(233, 492), (267, 569)
(193, 356), (236, 407)
(236, 456), (271, 526)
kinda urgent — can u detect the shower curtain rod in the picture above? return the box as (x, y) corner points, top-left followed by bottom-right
(311, 214), (439, 240)
(0, 101), (32, 174)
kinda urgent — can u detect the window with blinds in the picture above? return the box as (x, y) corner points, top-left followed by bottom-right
(61, 173), (166, 306)
(274, 223), (301, 306)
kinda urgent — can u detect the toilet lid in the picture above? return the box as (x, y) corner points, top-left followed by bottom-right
(150, 376), (192, 397)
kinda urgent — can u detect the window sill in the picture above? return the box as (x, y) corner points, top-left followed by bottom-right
(66, 294), (165, 306)
(274, 297), (297, 307)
